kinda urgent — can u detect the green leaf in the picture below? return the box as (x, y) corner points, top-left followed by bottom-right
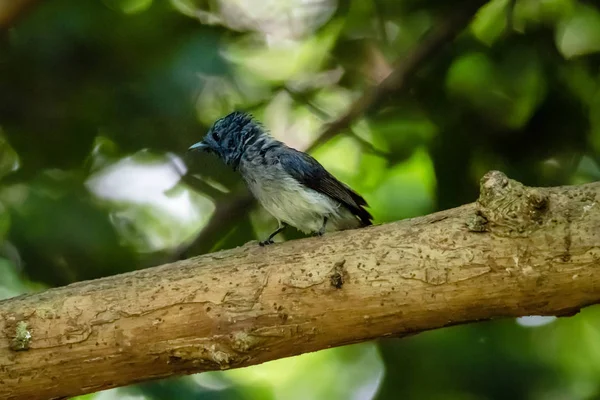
(84, 135), (121, 173)
(370, 148), (436, 222)
(0, 258), (27, 300)
(446, 49), (545, 129)
(102, 0), (153, 14)
(371, 113), (438, 157)
(573, 156), (600, 184)
(556, 4), (600, 59)
(558, 61), (598, 105)
(227, 19), (344, 83)
(446, 52), (513, 125)
(516, 0), (575, 26)
(446, 52), (500, 99)
(499, 47), (546, 129)
(471, 0), (508, 46)
(0, 133), (20, 180)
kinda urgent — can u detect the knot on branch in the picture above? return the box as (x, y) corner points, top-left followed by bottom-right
(167, 331), (263, 371)
(470, 171), (549, 236)
(330, 260), (347, 289)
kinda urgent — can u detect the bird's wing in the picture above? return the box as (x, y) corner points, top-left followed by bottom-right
(279, 148), (373, 226)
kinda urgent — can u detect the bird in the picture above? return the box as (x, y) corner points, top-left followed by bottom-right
(188, 111), (372, 246)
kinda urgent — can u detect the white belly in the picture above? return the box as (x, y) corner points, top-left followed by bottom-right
(243, 168), (359, 234)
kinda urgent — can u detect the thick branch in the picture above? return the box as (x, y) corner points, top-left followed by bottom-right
(1, 171), (600, 400)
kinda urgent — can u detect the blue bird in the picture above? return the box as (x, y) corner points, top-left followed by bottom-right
(188, 111), (372, 245)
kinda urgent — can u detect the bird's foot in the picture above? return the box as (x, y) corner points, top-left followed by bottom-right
(259, 239), (274, 246)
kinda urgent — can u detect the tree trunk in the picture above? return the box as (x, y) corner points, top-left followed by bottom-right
(1, 171), (599, 400)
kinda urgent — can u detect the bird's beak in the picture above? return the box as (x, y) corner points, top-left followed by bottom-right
(188, 141), (209, 152)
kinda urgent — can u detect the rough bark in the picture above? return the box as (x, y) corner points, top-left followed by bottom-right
(1, 171), (599, 400)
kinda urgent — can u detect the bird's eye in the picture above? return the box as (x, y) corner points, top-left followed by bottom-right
(211, 128), (222, 141)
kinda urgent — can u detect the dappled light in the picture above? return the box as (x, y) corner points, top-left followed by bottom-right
(1, 0), (600, 398)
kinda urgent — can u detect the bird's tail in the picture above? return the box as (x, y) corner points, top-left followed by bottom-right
(356, 205), (373, 227)
(346, 190), (373, 227)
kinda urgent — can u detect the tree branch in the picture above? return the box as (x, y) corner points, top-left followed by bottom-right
(284, 87), (390, 157)
(2, 171), (600, 400)
(309, 0), (487, 149)
(183, 0), (486, 256)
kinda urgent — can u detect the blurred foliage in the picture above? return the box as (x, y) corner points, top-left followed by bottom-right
(1, 0), (600, 399)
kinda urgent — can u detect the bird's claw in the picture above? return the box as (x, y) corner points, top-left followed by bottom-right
(259, 239), (274, 246)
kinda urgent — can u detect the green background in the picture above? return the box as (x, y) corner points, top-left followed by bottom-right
(1, 0), (600, 399)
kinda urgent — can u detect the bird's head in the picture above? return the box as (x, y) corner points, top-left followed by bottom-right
(188, 111), (262, 170)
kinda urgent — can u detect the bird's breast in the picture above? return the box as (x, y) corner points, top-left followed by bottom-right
(240, 163), (345, 233)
